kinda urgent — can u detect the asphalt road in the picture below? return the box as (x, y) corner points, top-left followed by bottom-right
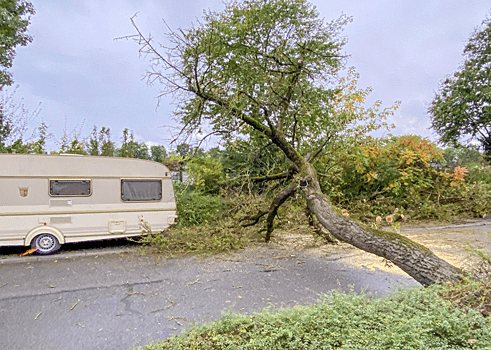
(0, 243), (417, 350)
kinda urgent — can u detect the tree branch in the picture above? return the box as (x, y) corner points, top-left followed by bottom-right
(189, 86), (305, 168)
(265, 182), (297, 242)
(239, 210), (268, 227)
(307, 134), (332, 162)
(277, 61), (304, 131)
(250, 172), (290, 182)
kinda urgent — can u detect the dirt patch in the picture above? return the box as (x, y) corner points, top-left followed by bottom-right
(268, 224), (491, 276)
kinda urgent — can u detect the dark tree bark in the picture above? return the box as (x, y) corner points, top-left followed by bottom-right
(239, 210), (268, 228)
(305, 207), (338, 244)
(265, 183), (297, 242)
(299, 163), (462, 286)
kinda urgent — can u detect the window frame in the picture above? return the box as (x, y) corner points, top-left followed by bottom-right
(49, 179), (92, 197)
(120, 178), (163, 202)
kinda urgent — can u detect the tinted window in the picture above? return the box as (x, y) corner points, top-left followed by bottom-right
(50, 180), (91, 196)
(121, 179), (162, 202)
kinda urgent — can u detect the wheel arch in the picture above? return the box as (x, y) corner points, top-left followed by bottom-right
(25, 226), (65, 247)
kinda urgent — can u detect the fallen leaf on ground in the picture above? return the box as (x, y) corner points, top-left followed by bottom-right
(127, 291), (146, 296)
(187, 278), (200, 286)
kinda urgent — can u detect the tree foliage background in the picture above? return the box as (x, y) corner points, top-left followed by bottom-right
(429, 13), (491, 160)
(0, 0), (34, 89)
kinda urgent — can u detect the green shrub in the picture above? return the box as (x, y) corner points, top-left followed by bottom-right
(134, 284), (491, 350)
(175, 190), (224, 227)
(136, 192), (264, 257)
(138, 218), (256, 258)
(320, 136), (491, 222)
(438, 276), (491, 319)
(187, 156), (224, 194)
(468, 165), (491, 186)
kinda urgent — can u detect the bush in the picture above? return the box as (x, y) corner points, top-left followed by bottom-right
(175, 189), (224, 227)
(187, 156), (224, 194)
(136, 191), (265, 257)
(134, 283), (491, 350)
(330, 136), (491, 221)
(468, 165), (491, 186)
(138, 218), (256, 258)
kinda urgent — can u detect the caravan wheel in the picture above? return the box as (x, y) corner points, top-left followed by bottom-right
(31, 233), (61, 255)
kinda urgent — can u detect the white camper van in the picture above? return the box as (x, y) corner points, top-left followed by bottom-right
(0, 154), (177, 254)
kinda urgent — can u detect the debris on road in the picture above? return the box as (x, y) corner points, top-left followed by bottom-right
(70, 302), (79, 310)
(187, 277), (200, 286)
(127, 291), (146, 296)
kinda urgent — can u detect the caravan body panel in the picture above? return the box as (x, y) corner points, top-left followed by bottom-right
(0, 154), (177, 251)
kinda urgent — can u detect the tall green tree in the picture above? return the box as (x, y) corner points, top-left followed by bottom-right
(429, 14), (491, 160)
(57, 119), (87, 155)
(175, 143), (192, 158)
(116, 128), (149, 159)
(150, 144), (167, 163)
(0, 0), (35, 88)
(87, 126), (115, 156)
(0, 111), (10, 150)
(130, 0), (461, 285)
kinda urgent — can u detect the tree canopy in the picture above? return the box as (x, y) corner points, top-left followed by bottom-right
(429, 14), (491, 159)
(0, 0), (34, 89)
(130, 0), (462, 285)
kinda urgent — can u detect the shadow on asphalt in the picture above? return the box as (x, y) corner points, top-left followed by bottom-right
(0, 238), (141, 258)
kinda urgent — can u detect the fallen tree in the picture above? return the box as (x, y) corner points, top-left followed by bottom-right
(126, 0), (462, 285)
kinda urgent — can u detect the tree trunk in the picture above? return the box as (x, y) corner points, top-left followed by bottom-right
(300, 163), (462, 286)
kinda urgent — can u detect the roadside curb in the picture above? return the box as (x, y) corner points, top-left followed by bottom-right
(401, 221), (491, 232)
(0, 246), (140, 265)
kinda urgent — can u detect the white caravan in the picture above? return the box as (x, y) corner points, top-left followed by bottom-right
(0, 154), (177, 254)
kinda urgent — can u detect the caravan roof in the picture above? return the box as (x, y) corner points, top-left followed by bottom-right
(0, 154), (170, 178)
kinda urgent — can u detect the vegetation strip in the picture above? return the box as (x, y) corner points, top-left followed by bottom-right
(134, 281), (491, 350)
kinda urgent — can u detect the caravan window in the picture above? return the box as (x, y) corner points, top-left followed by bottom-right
(50, 180), (91, 196)
(121, 179), (162, 202)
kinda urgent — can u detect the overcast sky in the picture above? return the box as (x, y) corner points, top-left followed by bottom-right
(8, 0), (491, 151)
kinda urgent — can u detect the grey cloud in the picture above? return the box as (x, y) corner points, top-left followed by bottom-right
(8, 0), (491, 150)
